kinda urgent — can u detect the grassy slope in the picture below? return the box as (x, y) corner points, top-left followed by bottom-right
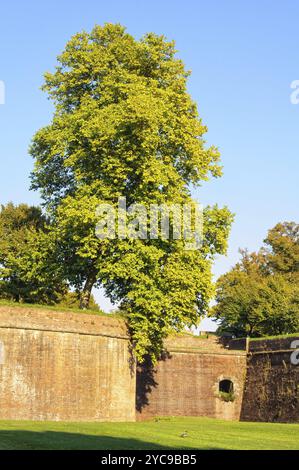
(0, 299), (121, 318)
(0, 417), (298, 450)
(250, 332), (299, 341)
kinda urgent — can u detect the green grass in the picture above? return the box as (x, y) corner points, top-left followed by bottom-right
(0, 299), (121, 318)
(250, 333), (299, 341)
(0, 417), (298, 450)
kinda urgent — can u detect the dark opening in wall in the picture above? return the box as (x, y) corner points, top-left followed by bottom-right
(219, 379), (234, 394)
(219, 379), (235, 402)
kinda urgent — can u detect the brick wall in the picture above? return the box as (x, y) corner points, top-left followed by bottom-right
(4, 307), (296, 424)
(241, 336), (299, 422)
(137, 335), (247, 420)
(0, 307), (136, 421)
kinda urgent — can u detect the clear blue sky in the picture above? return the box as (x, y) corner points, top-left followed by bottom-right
(0, 1), (298, 327)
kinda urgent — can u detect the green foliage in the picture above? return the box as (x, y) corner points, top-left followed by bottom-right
(0, 203), (66, 304)
(263, 221), (299, 276)
(30, 23), (232, 361)
(55, 291), (100, 311)
(213, 222), (299, 337)
(219, 391), (235, 402)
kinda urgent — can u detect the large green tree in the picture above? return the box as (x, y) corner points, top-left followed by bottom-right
(30, 24), (232, 361)
(213, 223), (299, 337)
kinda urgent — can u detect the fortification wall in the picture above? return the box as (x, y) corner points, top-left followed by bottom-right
(241, 336), (299, 422)
(0, 307), (136, 422)
(137, 335), (247, 421)
(4, 306), (296, 424)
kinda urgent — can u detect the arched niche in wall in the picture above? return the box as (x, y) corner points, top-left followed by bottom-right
(219, 379), (234, 394)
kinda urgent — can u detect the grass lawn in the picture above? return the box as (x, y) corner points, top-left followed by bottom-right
(0, 417), (298, 450)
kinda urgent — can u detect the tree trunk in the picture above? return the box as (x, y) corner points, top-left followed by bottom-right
(80, 273), (96, 310)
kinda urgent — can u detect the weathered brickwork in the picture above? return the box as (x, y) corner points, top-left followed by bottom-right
(241, 336), (299, 423)
(3, 307), (296, 424)
(137, 336), (247, 421)
(0, 307), (136, 422)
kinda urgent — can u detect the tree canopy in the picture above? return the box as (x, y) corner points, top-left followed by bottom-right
(213, 222), (299, 337)
(263, 221), (299, 276)
(30, 23), (233, 361)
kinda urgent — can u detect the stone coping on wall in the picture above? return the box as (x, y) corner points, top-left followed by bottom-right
(165, 334), (246, 355)
(0, 306), (129, 339)
(248, 335), (299, 353)
(0, 306), (252, 352)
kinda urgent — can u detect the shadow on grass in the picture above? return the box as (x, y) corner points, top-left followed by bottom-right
(0, 430), (216, 450)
